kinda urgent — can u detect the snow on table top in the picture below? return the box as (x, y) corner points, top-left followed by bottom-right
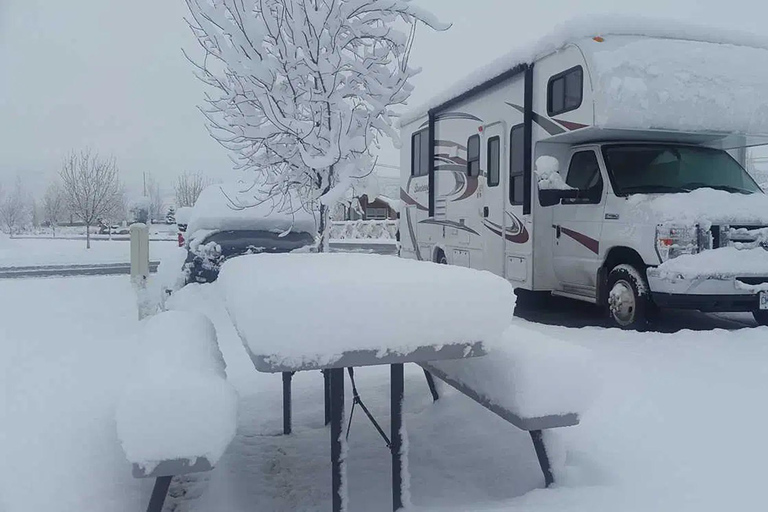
(187, 182), (318, 237)
(401, 15), (768, 130)
(627, 188), (768, 227)
(218, 253), (515, 371)
(424, 323), (597, 424)
(115, 311), (238, 473)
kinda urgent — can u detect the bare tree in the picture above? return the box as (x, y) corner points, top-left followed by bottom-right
(42, 182), (66, 237)
(174, 171), (211, 208)
(146, 173), (164, 223)
(60, 150), (123, 249)
(185, 0), (447, 249)
(0, 177), (29, 237)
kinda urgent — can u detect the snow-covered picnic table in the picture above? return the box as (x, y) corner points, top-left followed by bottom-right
(218, 253), (514, 511)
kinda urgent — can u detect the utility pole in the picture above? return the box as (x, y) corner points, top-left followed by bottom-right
(143, 172), (147, 196)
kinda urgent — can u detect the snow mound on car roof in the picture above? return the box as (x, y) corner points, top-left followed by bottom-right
(187, 183), (318, 236)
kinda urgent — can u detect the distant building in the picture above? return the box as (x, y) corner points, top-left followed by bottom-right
(333, 167), (401, 221)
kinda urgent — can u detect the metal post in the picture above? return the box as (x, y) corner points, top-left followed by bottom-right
(330, 368), (345, 512)
(423, 369), (439, 402)
(391, 363), (405, 511)
(324, 369), (332, 426)
(145, 476), (172, 512)
(530, 430), (554, 487)
(282, 372), (293, 435)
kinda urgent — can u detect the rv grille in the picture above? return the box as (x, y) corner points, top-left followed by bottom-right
(712, 224), (768, 249)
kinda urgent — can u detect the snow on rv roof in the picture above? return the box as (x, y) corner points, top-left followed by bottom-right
(400, 15), (768, 127)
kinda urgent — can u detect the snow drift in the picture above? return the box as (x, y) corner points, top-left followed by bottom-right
(115, 311), (238, 473)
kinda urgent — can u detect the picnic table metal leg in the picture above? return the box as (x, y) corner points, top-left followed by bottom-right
(283, 371), (293, 435)
(145, 475), (172, 512)
(324, 369), (332, 426)
(391, 363), (405, 511)
(530, 430), (554, 487)
(330, 368), (346, 512)
(423, 369), (439, 402)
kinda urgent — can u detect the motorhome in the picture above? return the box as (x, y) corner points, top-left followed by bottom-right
(399, 25), (768, 328)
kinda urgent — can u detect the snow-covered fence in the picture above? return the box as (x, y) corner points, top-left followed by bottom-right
(328, 220), (398, 241)
(116, 311), (237, 512)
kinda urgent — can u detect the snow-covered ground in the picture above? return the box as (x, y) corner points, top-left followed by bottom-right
(0, 236), (179, 267)
(3, 273), (768, 512)
(0, 276), (151, 512)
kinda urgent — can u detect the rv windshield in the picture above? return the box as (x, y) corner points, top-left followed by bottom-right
(602, 144), (762, 196)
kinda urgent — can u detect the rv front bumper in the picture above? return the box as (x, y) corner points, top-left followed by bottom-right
(647, 269), (768, 312)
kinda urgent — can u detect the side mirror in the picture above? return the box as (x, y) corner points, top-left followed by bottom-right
(535, 155), (578, 206)
(538, 188), (580, 207)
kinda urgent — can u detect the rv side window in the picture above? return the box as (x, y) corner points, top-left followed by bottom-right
(566, 150), (603, 204)
(547, 66), (583, 116)
(487, 136), (500, 187)
(467, 135), (481, 177)
(509, 124), (525, 204)
(411, 129), (429, 177)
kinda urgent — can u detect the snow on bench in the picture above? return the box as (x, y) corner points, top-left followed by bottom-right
(218, 252), (514, 372)
(421, 323), (596, 486)
(421, 323), (596, 431)
(116, 311), (238, 479)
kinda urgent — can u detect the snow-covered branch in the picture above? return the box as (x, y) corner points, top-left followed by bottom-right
(185, 0), (446, 248)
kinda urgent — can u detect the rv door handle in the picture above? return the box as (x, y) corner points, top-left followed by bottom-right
(553, 224), (561, 238)
(483, 206), (489, 218)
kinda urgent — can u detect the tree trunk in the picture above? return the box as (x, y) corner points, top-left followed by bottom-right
(52, 225), (56, 238)
(318, 203), (330, 253)
(86, 224), (91, 249)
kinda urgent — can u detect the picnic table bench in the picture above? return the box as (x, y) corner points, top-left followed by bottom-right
(115, 311), (238, 512)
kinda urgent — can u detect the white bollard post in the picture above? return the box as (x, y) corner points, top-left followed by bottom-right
(130, 223), (150, 319)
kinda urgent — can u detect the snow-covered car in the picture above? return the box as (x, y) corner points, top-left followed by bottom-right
(183, 184), (317, 284)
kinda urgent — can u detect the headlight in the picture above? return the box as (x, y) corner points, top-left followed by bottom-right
(655, 224), (711, 262)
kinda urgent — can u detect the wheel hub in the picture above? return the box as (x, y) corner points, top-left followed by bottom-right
(609, 279), (636, 326)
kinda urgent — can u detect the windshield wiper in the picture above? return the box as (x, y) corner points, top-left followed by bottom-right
(620, 185), (686, 194)
(678, 182), (753, 194)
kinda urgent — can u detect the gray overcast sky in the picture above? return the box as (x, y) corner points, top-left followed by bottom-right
(1, 0), (766, 200)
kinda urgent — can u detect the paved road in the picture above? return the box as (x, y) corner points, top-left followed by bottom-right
(0, 261), (160, 279)
(515, 294), (757, 332)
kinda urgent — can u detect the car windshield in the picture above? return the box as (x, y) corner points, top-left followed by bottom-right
(602, 144), (762, 195)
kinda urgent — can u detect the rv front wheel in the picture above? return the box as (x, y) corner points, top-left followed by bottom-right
(607, 264), (649, 330)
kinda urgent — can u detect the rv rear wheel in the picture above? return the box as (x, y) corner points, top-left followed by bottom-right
(753, 310), (768, 326)
(607, 264), (649, 330)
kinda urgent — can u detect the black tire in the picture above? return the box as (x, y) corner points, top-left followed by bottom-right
(753, 310), (768, 326)
(606, 264), (650, 330)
